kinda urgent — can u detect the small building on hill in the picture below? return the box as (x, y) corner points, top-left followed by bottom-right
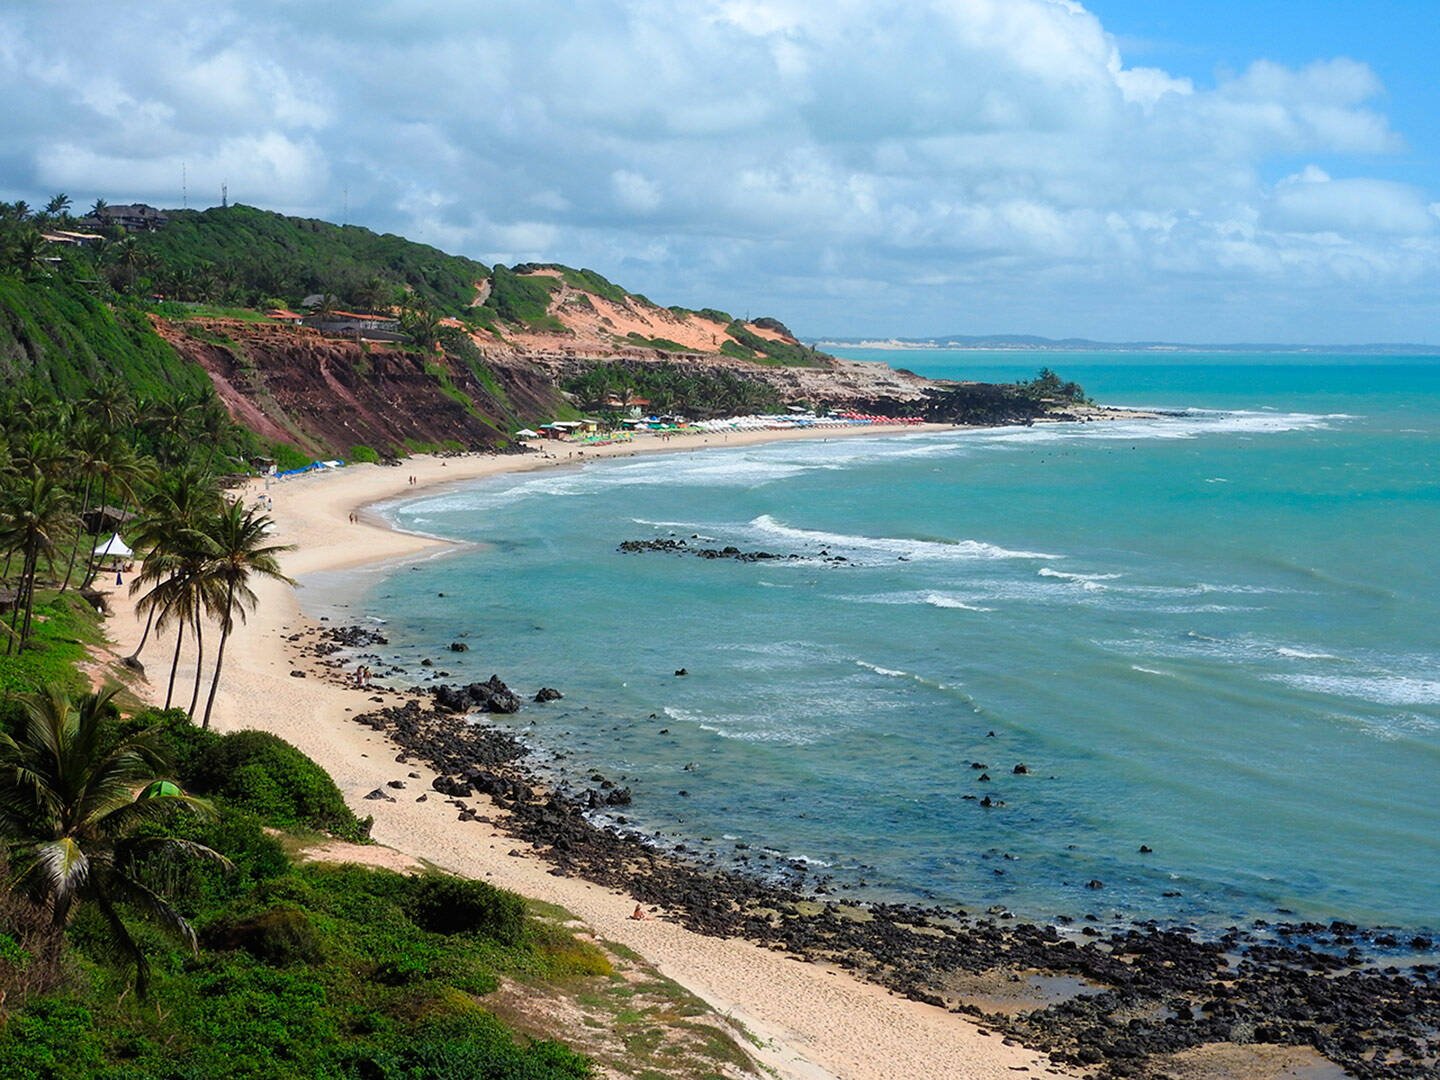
(301, 310), (404, 340)
(76, 204), (169, 232)
(82, 505), (135, 536)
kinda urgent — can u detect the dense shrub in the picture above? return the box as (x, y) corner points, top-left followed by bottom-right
(188, 730), (370, 840)
(405, 874), (527, 944)
(0, 999), (107, 1078)
(377, 1011), (593, 1079)
(348, 444), (380, 464)
(211, 905), (323, 965)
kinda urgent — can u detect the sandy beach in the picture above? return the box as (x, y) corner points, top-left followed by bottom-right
(102, 423), (1071, 1080)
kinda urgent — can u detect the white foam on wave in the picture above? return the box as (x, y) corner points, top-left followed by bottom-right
(1038, 567), (1123, 582)
(749, 514), (1059, 562)
(855, 660), (909, 677)
(1275, 646), (1342, 661)
(925, 592), (995, 611)
(847, 590), (997, 612)
(968, 408), (1346, 445)
(1131, 665), (1172, 677)
(663, 705), (824, 746)
(1267, 674), (1440, 707)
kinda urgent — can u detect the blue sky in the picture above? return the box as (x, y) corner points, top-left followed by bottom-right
(2, 1), (1436, 344)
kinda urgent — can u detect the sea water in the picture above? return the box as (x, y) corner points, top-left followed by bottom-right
(306, 354), (1440, 932)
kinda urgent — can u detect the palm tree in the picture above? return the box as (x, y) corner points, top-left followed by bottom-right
(9, 229), (49, 280)
(44, 193), (71, 221)
(196, 501), (294, 729)
(82, 380), (135, 435)
(125, 467), (221, 670)
(139, 397), (193, 467)
(0, 685), (226, 997)
(143, 528), (219, 713)
(0, 472), (73, 651)
(79, 441), (150, 590)
(58, 421), (105, 593)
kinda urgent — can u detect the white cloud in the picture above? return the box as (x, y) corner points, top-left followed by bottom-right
(0, 0), (1434, 342)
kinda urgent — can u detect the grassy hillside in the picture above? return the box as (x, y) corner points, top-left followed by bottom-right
(137, 205), (490, 315)
(0, 277), (212, 400)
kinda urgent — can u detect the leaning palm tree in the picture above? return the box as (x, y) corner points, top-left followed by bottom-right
(195, 501), (294, 729)
(0, 685), (226, 998)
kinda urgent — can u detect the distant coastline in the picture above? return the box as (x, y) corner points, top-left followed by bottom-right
(816, 334), (1440, 355)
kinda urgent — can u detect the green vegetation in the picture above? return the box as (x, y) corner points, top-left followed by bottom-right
(624, 331), (692, 353)
(0, 594), (100, 701)
(515, 264), (629, 305)
(187, 728), (370, 841)
(270, 442), (313, 471)
(0, 277), (213, 401)
(0, 697), (600, 1078)
(470, 265), (565, 333)
(563, 361), (780, 418)
(1017, 366), (1088, 404)
(0, 686), (225, 1000)
(347, 445), (381, 465)
(725, 320), (824, 366)
(135, 204), (490, 315)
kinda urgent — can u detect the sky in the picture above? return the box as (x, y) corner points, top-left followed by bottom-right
(2, 1), (1437, 344)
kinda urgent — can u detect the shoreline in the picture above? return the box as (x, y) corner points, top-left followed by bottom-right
(102, 418), (1440, 1079)
(105, 421), (1068, 1080)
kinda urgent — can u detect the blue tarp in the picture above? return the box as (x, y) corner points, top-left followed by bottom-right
(275, 460), (346, 480)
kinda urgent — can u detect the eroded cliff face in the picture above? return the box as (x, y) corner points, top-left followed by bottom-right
(152, 270), (1057, 457)
(154, 318), (566, 456)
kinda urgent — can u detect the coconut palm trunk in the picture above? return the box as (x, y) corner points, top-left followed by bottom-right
(186, 612), (205, 718)
(81, 476), (108, 589)
(200, 578), (236, 730)
(164, 620), (186, 710)
(195, 501), (294, 730)
(17, 545), (39, 645)
(59, 472), (95, 593)
(125, 603), (158, 664)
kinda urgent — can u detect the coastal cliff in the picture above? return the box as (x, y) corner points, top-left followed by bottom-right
(2, 202), (1088, 458)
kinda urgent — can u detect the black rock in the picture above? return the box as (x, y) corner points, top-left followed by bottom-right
(449, 642), (469, 652)
(534, 687), (564, 702)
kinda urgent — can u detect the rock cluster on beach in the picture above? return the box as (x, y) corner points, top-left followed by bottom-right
(432, 676), (522, 714)
(342, 684), (1440, 1080)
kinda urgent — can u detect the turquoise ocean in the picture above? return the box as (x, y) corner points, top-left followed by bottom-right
(307, 353), (1440, 932)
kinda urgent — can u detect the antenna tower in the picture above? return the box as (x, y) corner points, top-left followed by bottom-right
(221, 182), (228, 209)
(182, 162), (187, 208)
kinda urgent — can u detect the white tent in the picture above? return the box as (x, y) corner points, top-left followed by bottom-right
(93, 533), (133, 560)
(514, 428), (540, 438)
